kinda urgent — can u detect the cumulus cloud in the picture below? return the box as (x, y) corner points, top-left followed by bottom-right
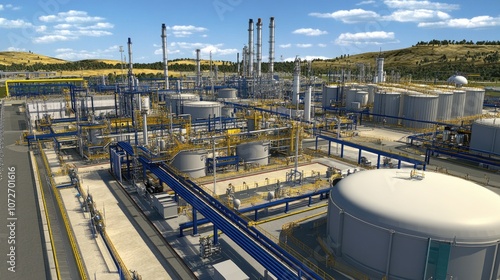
(154, 48), (181, 55)
(292, 28), (328, 36)
(6, 46), (26, 51)
(335, 31), (398, 45)
(39, 10), (104, 23)
(33, 35), (76, 44)
(318, 43), (327, 47)
(383, 0), (459, 10)
(279, 43), (292, 48)
(384, 9), (450, 22)
(356, 0), (375, 5)
(164, 42), (236, 57)
(167, 25), (208, 38)
(309, 9), (380, 23)
(418, 16), (500, 28)
(0, 18), (34, 28)
(296, 44), (313, 48)
(283, 55), (330, 62)
(0, 4), (21, 11)
(54, 45), (122, 60)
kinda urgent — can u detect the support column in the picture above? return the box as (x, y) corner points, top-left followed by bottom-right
(377, 154), (381, 169)
(192, 208), (198, 236)
(213, 225), (219, 245)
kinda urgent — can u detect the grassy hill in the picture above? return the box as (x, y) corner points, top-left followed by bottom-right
(0, 51), (66, 65)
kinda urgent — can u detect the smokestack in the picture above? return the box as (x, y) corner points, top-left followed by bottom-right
(292, 56), (300, 105)
(269, 17), (275, 77)
(237, 52), (240, 75)
(161, 24), (169, 90)
(196, 49), (201, 87)
(256, 18), (262, 78)
(242, 46), (248, 77)
(248, 19), (254, 76)
(127, 37), (134, 89)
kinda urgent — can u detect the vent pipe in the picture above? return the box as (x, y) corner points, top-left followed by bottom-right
(292, 56), (300, 105)
(196, 49), (201, 87)
(248, 19), (254, 76)
(269, 17), (275, 76)
(256, 18), (262, 78)
(161, 24), (169, 90)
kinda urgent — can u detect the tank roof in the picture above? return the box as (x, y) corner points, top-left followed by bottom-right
(184, 101), (220, 106)
(475, 118), (500, 127)
(331, 169), (500, 242)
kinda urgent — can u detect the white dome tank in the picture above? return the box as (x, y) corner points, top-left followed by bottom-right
(354, 90), (368, 107)
(217, 88), (238, 99)
(327, 169), (500, 280)
(345, 88), (357, 108)
(402, 94), (439, 129)
(436, 91), (453, 121)
(322, 85), (340, 107)
(183, 101), (221, 120)
(464, 88), (486, 116)
(372, 92), (401, 125)
(451, 90), (466, 118)
(236, 141), (269, 166)
(166, 93), (199, 115)
(470, 118), (500, 154)
(171, 150), (207, 178)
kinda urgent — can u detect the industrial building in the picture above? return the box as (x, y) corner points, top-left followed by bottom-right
(1, 16), (500, 280)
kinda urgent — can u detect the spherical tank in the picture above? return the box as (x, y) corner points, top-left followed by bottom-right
(436, 92), (453, 121)
(217, 88), (238, 99)
(372, 92), (400, 124)
(463, 88), (486, 116)
(166, 93), (199, 115)
(322, 86), (340, 107)
(171, 150), (207, 178)
(236, 141), (269, 166)
(354, 91), (368, 107)
(402, 94), (438, 129)
(327, 169), (500, 279)
(470, 118), (500, 154)
(451, 90), (466, 118)
(183, 101), (221, 120)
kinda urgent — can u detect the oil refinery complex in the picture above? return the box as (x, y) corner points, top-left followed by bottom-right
(2, 18), (500, 280)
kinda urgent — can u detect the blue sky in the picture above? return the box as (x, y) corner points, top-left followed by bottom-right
(1, 0), (499, 63)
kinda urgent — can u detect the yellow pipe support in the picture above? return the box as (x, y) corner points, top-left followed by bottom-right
(248, 204), (327, 227)
(5, 78), (85, 97)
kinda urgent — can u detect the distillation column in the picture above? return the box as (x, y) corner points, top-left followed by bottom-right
(127, 37), (134, 90)
(292, 57), (300, 106)
(256, 18), (262, 78)
(161, 23), (169, 90)
(268, 17), (275, 77)
(247, 19), (254, 77)
(196, 49), (201, 87)
(304, 86), (311, 122)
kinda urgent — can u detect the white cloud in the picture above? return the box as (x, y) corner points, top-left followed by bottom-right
(357, 0), (375, 5)
(0, 4), (21, 11)
(166, 42), (236, 57)
(335, 31), (398, 45)
(318, 43), (327, 47)
(279, 43), (292, 48)
(170, 42), (206, 49)
(309, 9), (380, 23)
(173, 31), (193, 37)
(296, 44), (313, 48)
(54, 45), (122, 61)
(0, 18), (33, 28)
(55, 48), (73, 53)
(39, 10), (104, 23)
(154, 48), (181, 55)
(6, 46), (26, 51)
(292, 28), (328, 36)
(79, 22), (114, 29)
(418, 16), (500, 28)
(283, 55), (330, 62)
(168, 25), (207, 37)
(384, 9), (450, 22)
(33, 35), (76, 44)
(198, 44), (237, 56)
(384, 0), (459, 10)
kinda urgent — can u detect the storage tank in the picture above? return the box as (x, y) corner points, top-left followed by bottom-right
(183, 101), (221, 120)
(451, 90), (466, 119)
(402, 94), (438, 129)
(354, 91), (368, 107)
(327, 169), (500, 280)
(372, 92), (401, 125)
(166, 93), (199, 115)
(221, 106), (234, 117)
(217, 88), (238, 99)
(171, 150), (207, 178)
(345, 88), (357, 108)
(464, 88), (486, 116)
(436, 91), (453, 121)
(470, 118), (500, 154)
(367, 84), (377, 104)
(322, 86), (340, 107)
(236, 141), (269, 166)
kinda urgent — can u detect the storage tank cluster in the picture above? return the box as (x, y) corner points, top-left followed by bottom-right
(469, 118), (500, 154)
(327, 169), (500, 279)
(165, 93), (199, 115)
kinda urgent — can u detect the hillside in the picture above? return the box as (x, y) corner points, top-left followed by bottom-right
(0, 51), (66, 65)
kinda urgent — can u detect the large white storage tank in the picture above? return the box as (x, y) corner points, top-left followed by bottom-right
(183, 101), (221, 120)
(217, 88), (238, 99)
(469, 118), (500, 154)
(402, 94), (439, 129)
(236, 141), (269, 166)
(463, 88), (486, 116)
(327, 169), (500, 280)
(372, 92), (401, 125)
(166, 93), (199, 115)
(367, 84), (377, 104)
(345, 88), (357, 108)
(451, 90), (466, 119)
(322, 85), (340, 107)
(436, 91), (453, 121)
(354, 91), (368, 107)
(171, 150), (207, 178)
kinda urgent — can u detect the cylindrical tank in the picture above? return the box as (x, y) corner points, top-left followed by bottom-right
(141, 96), (150, 114)
(464, 88), (486, 116)
(218, 88), (238, 99)
(402, 94), (438, 129)
(372, 92), (401, 124)
(322, 85), (340, 108)
(166, 93), (199, 115)
(183, 101), (221, 120)
(345, 88), (357, 108)
(171, 150), (207, 178)
(436, 91), (453, 121)
(367, 84), (377, 104)
(354, 91), (368, 106)
(451, 90), (466, 119)
(350, 102), (360, 111)
(327, 169), (500, 280)
(221, 106), (234, 117)
(236, 141), (269, 166)
(470, 118), (500, 154)
(159, 139), (166, 151)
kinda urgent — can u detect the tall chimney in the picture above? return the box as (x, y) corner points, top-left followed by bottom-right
(237, 52), (240, 75)
(127, 37), (134, 89)
(292, 56), (300, 105)
(161, 24), (169, 89)
(248, 19), (254, 76)
(269, 17), (275, 77)
(242, 46), (248, 77)
(196, 49), (201, 87)
(256, 18), (262, 78)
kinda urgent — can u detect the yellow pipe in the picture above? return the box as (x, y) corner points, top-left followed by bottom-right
(5, 78), (85, 97)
